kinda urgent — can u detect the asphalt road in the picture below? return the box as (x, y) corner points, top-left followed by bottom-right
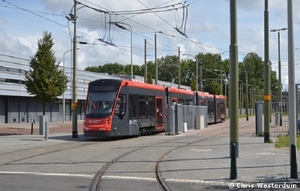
(1, 117), (297, 191)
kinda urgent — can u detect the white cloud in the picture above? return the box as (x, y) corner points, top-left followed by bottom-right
(2, 0), (300, 88)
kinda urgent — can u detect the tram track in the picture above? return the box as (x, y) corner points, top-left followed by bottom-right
(0, 118), (255, 191)
(89, 119), (254, 191)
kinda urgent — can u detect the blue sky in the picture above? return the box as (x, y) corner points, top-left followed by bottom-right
(1, 0), (300, 89)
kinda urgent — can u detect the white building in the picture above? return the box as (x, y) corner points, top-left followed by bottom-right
(0, 54), (190, 123)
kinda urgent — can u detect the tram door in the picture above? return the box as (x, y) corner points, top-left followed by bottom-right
(155, 97), (164, 130)
(216, 102), (220, 122)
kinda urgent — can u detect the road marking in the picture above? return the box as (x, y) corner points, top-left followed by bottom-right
(166, 178), (230, 185)
(190, 148), (212, 152)
(0, 171), (94, 178)
(0, 171), (240, 186)
(255, 152), (276, 155)
(103, 175), (156, 182)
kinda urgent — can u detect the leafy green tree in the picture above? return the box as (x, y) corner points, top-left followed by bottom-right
(203, 80), (219, 94)
(24, 31), (68, 115)
(101, 63), (125, 75)
(157, 55), (180, 83)
(85, 65), (102, 73)
(147, 72), (153, 84)
(189, 76), (197, 91)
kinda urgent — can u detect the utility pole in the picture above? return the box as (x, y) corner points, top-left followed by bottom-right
(245, 69), (249, 121)
(144, 39), (147, 83)
(72, 0), (78, 138)
(287, 0), (298, 178)
(239, 80), (243, 115)
(200, 63), (203, 91)
(264, 0), (271, 143)
(196, 58), (199, 91)
(155, 34), (158, 85)
(178, 47), (181, 88)
(229, 0), (238, 180)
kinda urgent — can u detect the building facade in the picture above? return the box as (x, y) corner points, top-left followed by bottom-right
(0, 54), (190, 124)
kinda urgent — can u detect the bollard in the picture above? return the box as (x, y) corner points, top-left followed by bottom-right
(290, 144), (298, 178)
(230, 143), (237, 179)
(44, 121), (48, 141)
(30, 119), (35, 135)
(30, 122), (33, 135)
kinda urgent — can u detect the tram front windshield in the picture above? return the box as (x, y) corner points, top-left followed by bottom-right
(86, 92), (116, 117)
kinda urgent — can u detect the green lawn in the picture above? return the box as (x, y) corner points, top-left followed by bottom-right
(275, 135), (300, 149)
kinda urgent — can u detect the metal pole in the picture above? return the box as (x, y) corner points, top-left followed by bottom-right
(178, 47), (181, 88)
(264, 0), (271, 143)
(220, 70), (223, 95)
(248, 85), (253, 114)
(72, 0), (78, 138)
(130, 27), (133, 80)
(252, 86), (255, 114)
(271, 28), (287, 125)
(155, 34), (158, 85)
(287, 0), (298, 178)
(229, 0), (239, 179)
(214, 69), (223, 95)
(239, 80), (243, 115)
(200, 65), (203, 91)
(245, 70), (249, 121)
(144, 39), (147, 83)
(196, 58), (199, 91)
(225, 71), (227, 97)
(239, 81), (241, 115)
(277, 30), (283, 126)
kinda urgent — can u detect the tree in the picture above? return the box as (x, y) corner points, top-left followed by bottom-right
(189, 76), (197, 91)
(24, 31), (68, 115)
(147, 72), (153, 84)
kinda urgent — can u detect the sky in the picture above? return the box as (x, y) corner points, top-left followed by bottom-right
(1, 0), (300, 90)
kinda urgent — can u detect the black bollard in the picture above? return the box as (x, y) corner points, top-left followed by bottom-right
(230, 143), (237, 179)
(30, 122), (33, 135)
(290, 144), (298, 178)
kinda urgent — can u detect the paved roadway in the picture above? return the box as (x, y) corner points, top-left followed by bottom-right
(0, 117), (299, 191)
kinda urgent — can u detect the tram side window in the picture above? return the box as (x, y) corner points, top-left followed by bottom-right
(207, 100), (214, 115)
(178, 99), (185, 105)
(187, 100), (193, 105)
(138, 96), (146, 118)
(115, 94), (126, 116)
(129, 95), (138, 118)
(147, 96), (155, 117)
(220, 102), (225, 113)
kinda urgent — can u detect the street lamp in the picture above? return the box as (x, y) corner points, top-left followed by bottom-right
(248, 84), (253, 114)
(182, 54), (199, 91)
(62, 49), (72, 123)
(270, 27), (287, 126)
(110, 21), (133, 80)
(243, 69), (249, 121)
(239, 80), (244, 115)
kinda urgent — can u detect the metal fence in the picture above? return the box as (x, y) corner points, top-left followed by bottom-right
(268, 84), (300, 136)
(165, 103), (208, 135)
(269, 82), (300, 135)
(270, 112), (289, 136)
